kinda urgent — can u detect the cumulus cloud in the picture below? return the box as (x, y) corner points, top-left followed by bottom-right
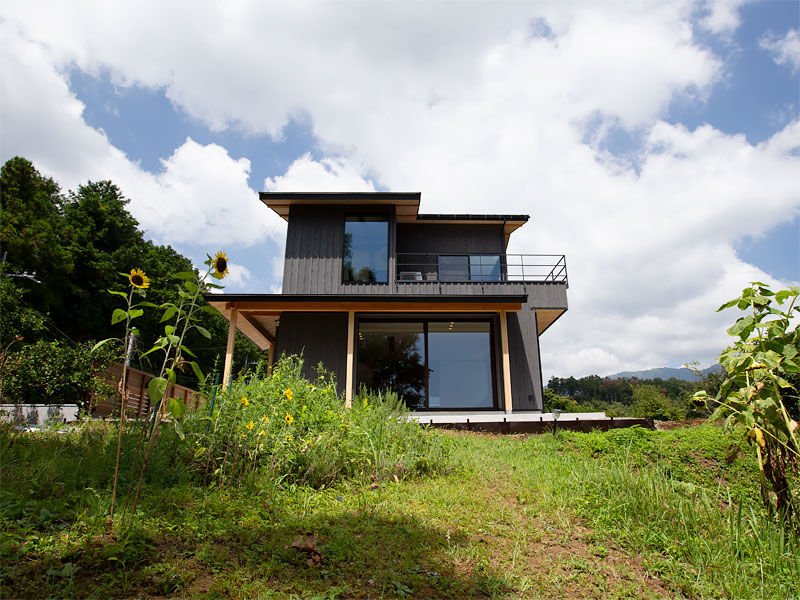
(2, 0), (797, 380)
(760, 28), (800, 71)
(264, 154), (376, 192)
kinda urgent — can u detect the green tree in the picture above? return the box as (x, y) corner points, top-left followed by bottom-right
(630, 384), (686, 420)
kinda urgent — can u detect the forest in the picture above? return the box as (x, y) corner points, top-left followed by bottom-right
(0, 156), (264, 411)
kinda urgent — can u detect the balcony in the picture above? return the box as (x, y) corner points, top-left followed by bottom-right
(396, 253), (568, 286)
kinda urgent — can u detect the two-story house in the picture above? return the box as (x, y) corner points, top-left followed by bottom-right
(206, 192), (568, 414)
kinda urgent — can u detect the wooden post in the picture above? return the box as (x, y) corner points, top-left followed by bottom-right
(222, 307), (239, 389)
(499, 310), (513, 413)
(345, 310), (355, 408)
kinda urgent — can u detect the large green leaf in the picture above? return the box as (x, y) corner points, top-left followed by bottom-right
(111, 308), (127, 325)
(196, 325), (212, 339)
(147, 377), (168, 406)
(167, 397), (186, 420)
(189, 361), (205, 385)
(90, 337), (117, 354)
(160, 306), (177, 323)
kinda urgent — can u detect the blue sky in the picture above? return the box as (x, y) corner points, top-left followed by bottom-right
(1, 0), (798, 379)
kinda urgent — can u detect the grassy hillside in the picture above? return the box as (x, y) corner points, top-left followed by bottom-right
(1, 423), (797, 599)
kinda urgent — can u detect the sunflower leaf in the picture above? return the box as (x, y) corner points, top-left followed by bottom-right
(108, 290), (128, 298)
(174, 419), (185, 440)
(206, 282), (224, 289)
(91, 338), (117, 354)
(128, 308), (144, 320)
(147, 377), (168, 405)
(165, 368), (176, 384)
(184, 281), (198, 294)
(173, 271), (197, 280)
(190, 361), (205, 385)
(111, 309), (127, 325)
(164, 325), (175, 335)
(179, 344), (196, 357)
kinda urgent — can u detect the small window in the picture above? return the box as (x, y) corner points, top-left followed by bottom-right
(343, 216), (388, 283)
(438, 255), (502, 281)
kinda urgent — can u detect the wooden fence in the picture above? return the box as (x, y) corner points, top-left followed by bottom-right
(92, 362), (204, 418)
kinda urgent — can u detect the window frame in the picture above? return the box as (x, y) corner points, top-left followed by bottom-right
(342, 215), (390, 284)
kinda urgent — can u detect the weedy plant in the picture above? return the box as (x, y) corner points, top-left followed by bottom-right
(694, 283), (799, 523)
(194, 355), (450, 490)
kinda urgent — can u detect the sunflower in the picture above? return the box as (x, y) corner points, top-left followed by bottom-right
(259, 429), (266, 436)
(241, 397), (249, 406)
(127, 268), (150, 289)
(285, 413), (294, 425)
(284, 388), (293, 400)
(246, 420), (255, 430)
(211, 251), (229, 280)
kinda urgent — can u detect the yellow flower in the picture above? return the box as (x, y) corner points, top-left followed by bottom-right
(285, 413), (294, 425)
(211, 251), (229, 280)
(241, 397), (249, 406)
(127, 268), (150, 289)
(259, 429), (266, 436)
(286, 434), (292, 442)
(262, 415), (269, 422)
(246, 420), (254, 430)
(241, 433), (246, 438)
(284, 388), (293, 400)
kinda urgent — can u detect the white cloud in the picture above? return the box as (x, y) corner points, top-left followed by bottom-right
(2, 0), (796, 381)
(698, 0), (750, 35)
(264, 154), (376, 192)
(761, 28), (800, 71)
(222, 261), (252, 289)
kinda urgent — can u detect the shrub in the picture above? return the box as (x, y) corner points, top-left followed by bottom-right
(0, 340), (115, 415)
(192, 355), (450, 488)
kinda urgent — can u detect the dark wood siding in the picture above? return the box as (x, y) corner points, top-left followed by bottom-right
(274, 312), (348, 394)
(507, 304), (544, 410)
(283, 204), (395, 294)
(396, 223), (505, 255)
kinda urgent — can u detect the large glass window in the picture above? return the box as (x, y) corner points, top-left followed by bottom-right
(357, 322), (426, 409)
(357, 319), (495, 410)
(343, 216), (388, 283)
(438, 255), (501, 281)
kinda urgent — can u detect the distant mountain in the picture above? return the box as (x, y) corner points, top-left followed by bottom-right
(605, 365), (723, 382)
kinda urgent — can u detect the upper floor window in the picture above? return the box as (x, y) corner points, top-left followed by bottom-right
(438, 255), (501, 281)
(343, 216), (388, 283)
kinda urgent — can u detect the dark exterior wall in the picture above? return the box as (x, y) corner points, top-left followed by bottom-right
(282, 204), (396, 294)
(274, 312), (348, 394)
(396, 223), (505, 255)
(507, 304), (544, 410)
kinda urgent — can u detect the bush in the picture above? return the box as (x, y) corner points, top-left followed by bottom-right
(0, 340), (115, 414)
(192, 355), (450, 488)
(630, 384), (686, 420)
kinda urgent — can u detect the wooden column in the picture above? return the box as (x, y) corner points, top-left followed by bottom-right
(499, 310), (514, 413)
(222, 307), (239, 389)
(345, 310), (355, 408)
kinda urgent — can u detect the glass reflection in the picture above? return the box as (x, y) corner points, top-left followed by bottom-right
(357, 322), (426, 409)
(343, 217), (388, 282)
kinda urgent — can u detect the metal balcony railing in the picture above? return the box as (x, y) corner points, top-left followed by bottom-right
(396, 253), (567, 285)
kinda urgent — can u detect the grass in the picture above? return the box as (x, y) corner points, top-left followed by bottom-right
(1, 422), (798, 599)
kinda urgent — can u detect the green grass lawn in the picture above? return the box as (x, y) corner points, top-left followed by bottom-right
(1, 423), (798, 599)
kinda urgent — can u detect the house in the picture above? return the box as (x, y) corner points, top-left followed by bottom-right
(206, 192), (568, 414)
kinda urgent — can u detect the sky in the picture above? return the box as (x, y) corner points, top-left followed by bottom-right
(1, 0), (798, 381)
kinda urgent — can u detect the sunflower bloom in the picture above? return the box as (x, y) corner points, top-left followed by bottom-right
(127, 268), (150, 289)
(262, 415), (269, 422)
(241, 433), (247, 438)
(211, 251), (229, 280)
(285, 413), (294, 425)
(246, 420), (254, 430)
(241, 397), (249, 406)
(286, 434), (292, 442)
(284, 388), (293, 400)
(259, 429), (266, 436)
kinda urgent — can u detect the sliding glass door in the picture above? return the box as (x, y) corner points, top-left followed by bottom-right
(356, 319), (495, 410)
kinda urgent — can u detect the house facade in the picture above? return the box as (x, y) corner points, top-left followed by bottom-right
(207, 192), (568, 413)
